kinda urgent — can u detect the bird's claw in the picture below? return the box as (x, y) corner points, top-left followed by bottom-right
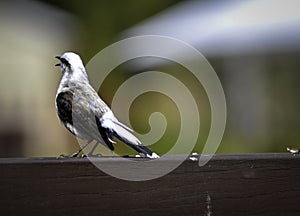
(58, 152), (102, 159)
(58, 154), (70, 158)
(58, 153), (79, 158)
(82, 153), (102, 158)
(71, 152), (79, 157)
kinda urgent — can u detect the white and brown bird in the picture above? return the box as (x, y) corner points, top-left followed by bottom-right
(55, 52), (159, 158)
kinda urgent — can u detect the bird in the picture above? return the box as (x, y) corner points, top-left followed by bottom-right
(55, 52), (159, 158)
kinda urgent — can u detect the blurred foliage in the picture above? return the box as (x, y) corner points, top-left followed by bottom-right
(1, 0), (300, 157)
(40, 0), (181, 60)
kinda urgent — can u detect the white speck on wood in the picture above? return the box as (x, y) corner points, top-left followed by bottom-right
(205, 192), (212, 216)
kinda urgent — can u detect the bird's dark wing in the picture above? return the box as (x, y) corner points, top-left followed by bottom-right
(95, 116), (115, 151)
(56, 90), (102, 143)
(56, 91), (75, 134)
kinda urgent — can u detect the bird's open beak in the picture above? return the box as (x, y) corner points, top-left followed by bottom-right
(55, 56), (61, 66)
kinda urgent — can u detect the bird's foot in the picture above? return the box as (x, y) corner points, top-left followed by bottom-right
(58, 154), (71, 158)
(121, 154), (147, 158)
(57, 153), (80, 158)
(71, 152), (80, 157)
(81, 153), (102, 158)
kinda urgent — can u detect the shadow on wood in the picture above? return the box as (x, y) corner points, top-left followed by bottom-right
(0, 153), (299, 215)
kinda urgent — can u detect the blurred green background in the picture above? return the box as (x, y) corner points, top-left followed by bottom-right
(0, 0), (300, 157)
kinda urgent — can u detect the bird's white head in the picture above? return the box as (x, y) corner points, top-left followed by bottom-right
(56, 52), (88, 80)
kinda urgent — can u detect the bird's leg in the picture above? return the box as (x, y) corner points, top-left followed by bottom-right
(71, 140), (92, 157)
(84, 142), (102, 157)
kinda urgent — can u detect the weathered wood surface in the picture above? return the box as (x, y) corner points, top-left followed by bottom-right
(0, 154), (299, 215)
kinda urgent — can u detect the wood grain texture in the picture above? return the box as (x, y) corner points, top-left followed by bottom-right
(0, 154), (299, 216)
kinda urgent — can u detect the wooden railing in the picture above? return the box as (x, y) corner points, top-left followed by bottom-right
(0, 153), (299, 215)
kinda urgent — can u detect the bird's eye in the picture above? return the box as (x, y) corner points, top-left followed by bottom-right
(61, 58), (70, 65)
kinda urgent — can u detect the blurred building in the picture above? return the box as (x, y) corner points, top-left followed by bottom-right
(0, 0), (78, 156)
(121, 0), (300, 152)
(1, 0), (300, 157)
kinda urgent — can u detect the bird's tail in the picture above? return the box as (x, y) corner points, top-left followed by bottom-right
(111, 121), (159, 159)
